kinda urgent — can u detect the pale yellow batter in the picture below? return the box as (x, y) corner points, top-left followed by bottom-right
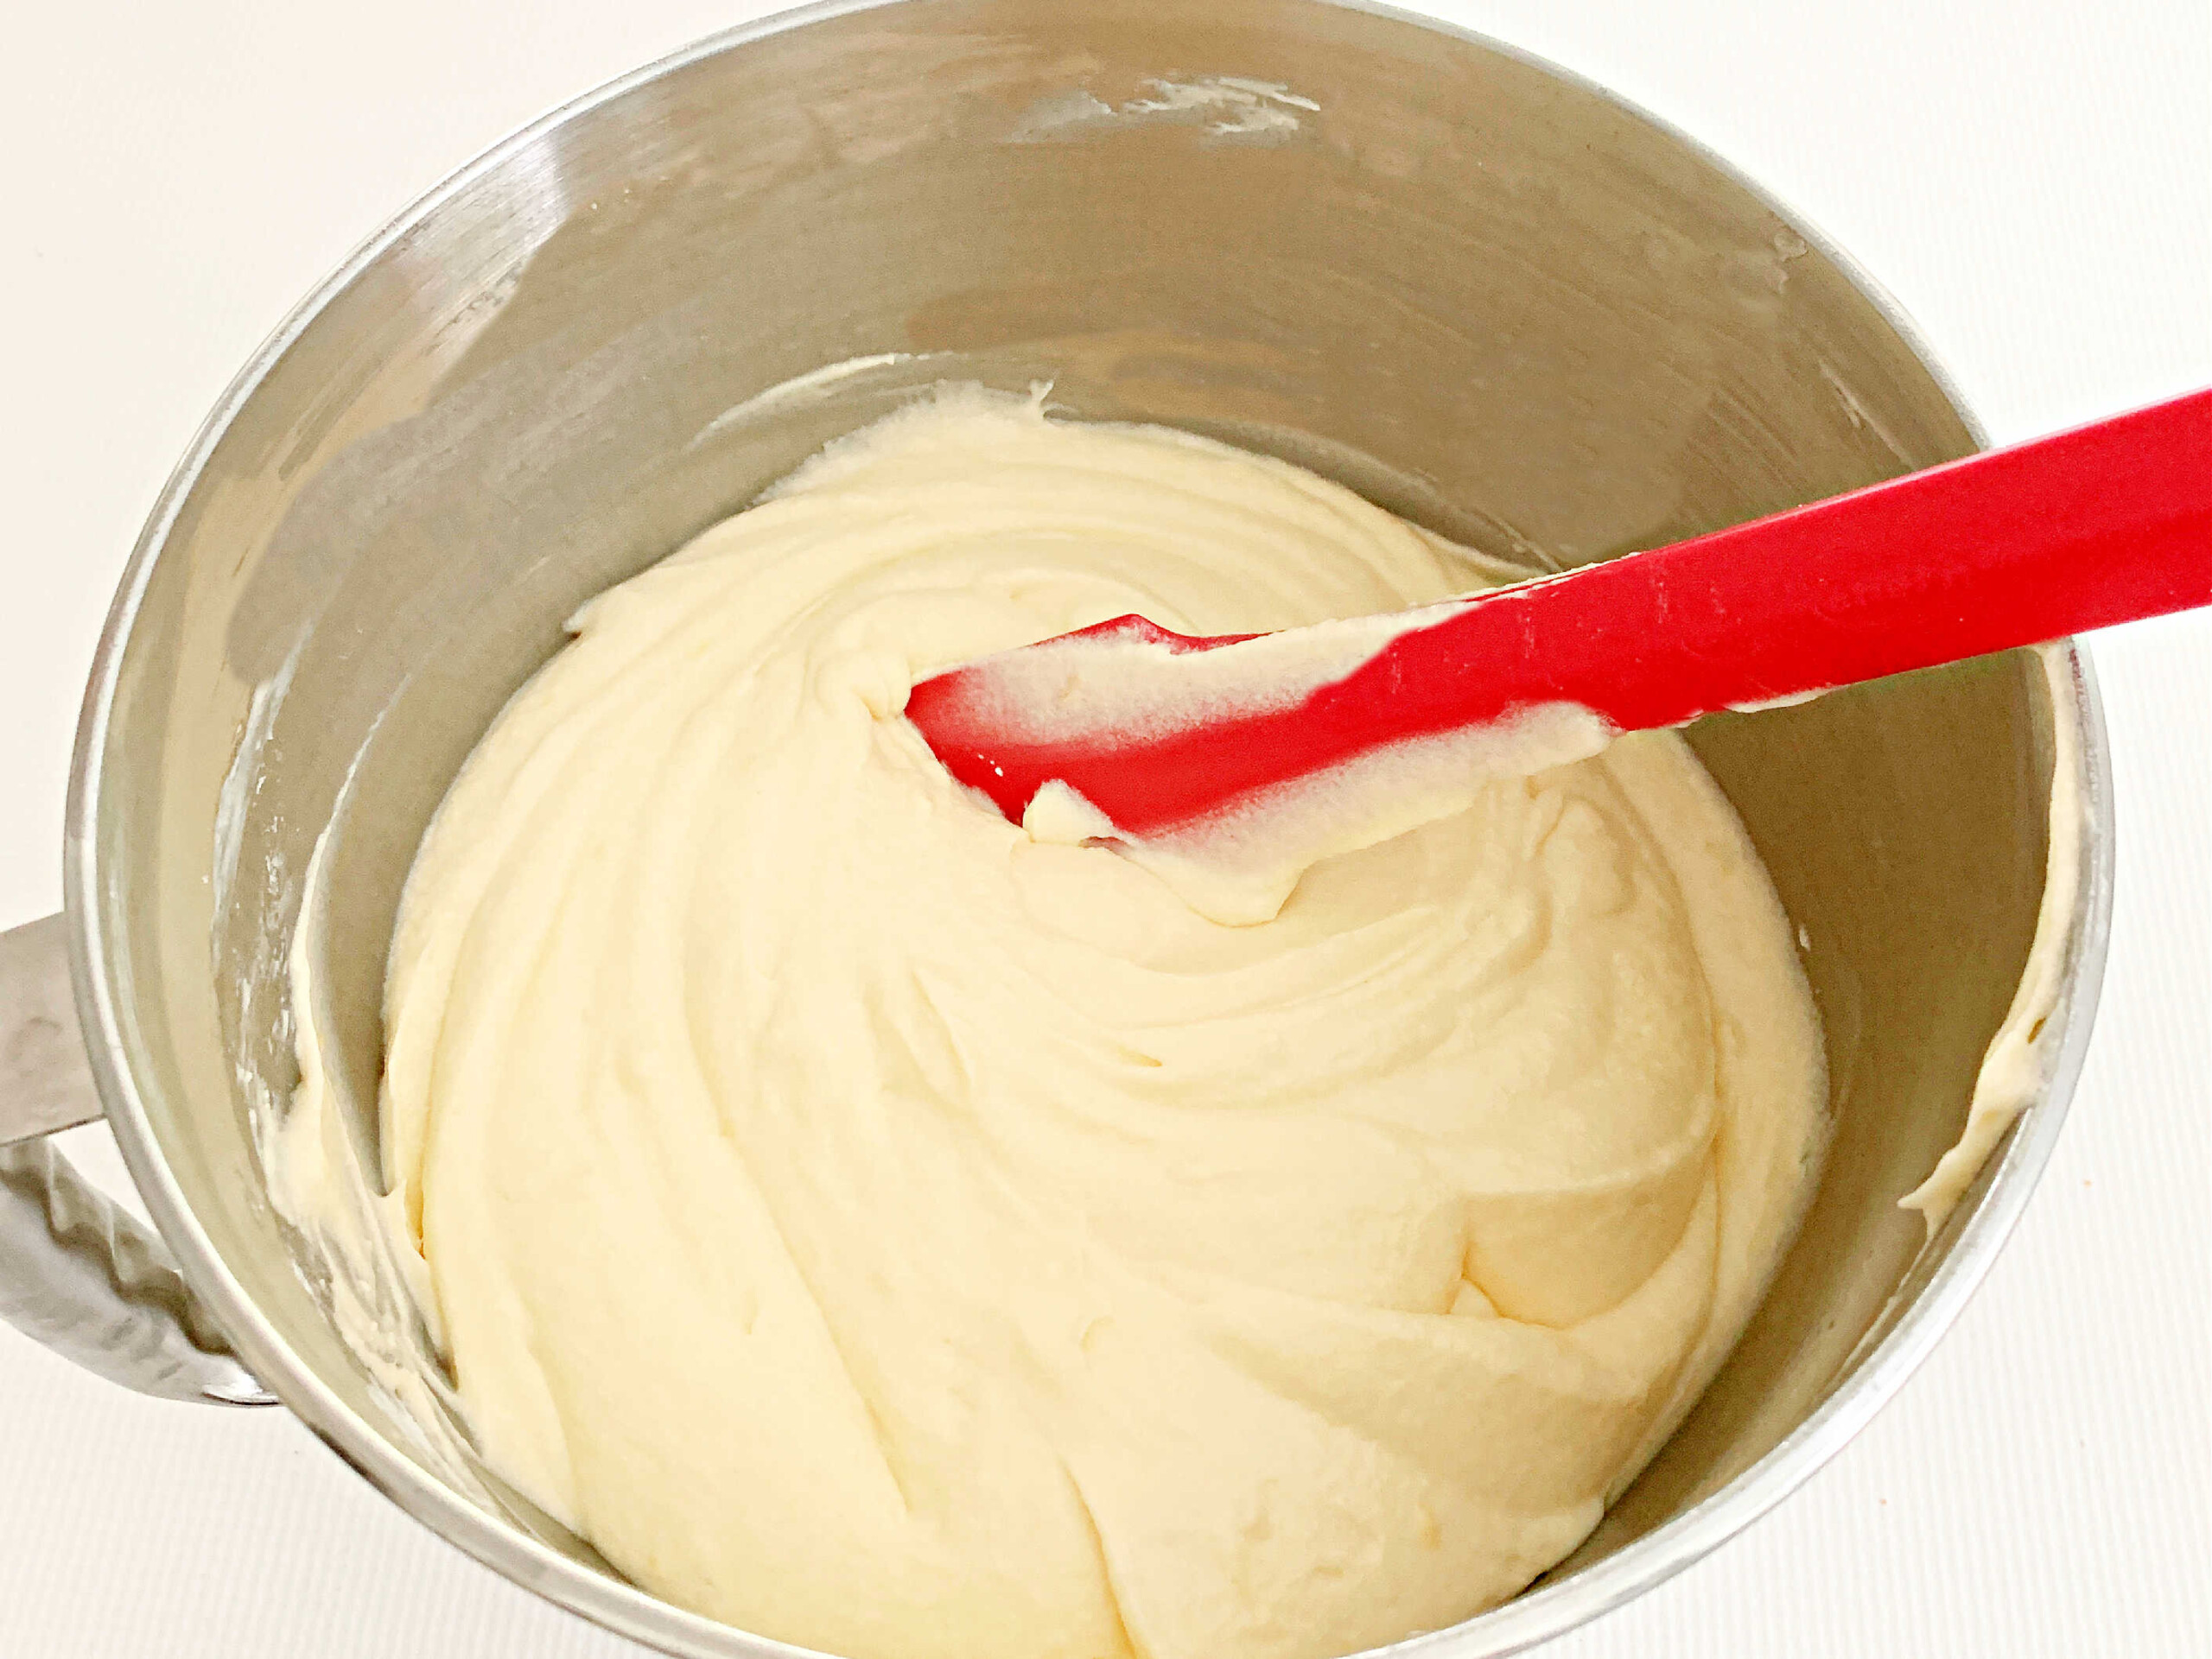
(374, 391), (1827, 1659)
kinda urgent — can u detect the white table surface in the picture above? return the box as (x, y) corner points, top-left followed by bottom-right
(3, 2), (2205, 1655)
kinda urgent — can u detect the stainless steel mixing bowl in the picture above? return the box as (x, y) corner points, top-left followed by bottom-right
(0, 1), (2111, 1653)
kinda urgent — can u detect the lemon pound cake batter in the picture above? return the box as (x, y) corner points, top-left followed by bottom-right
(369, 391), (1827, 1659)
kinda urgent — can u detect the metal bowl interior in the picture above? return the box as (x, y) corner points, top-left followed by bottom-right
(67, 1), (2108, 1655)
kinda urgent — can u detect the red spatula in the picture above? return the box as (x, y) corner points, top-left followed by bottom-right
(908, 388), (2211, 846)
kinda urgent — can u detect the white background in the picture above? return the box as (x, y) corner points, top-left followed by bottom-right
(3, 0), (2205, 1654)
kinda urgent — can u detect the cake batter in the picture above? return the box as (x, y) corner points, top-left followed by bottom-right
(367, 391), (1827, 1659)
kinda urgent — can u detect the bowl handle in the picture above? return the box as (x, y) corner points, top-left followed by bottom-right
(1, 913), (275, 1406)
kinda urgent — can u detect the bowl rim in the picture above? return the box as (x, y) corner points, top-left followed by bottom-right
(61, 2), (2115, 1656)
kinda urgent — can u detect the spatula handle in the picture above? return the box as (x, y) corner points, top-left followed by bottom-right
(1409, 384), (2212, 737)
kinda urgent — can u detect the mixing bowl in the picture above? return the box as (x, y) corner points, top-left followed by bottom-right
(0, 1), (2110, 1654)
